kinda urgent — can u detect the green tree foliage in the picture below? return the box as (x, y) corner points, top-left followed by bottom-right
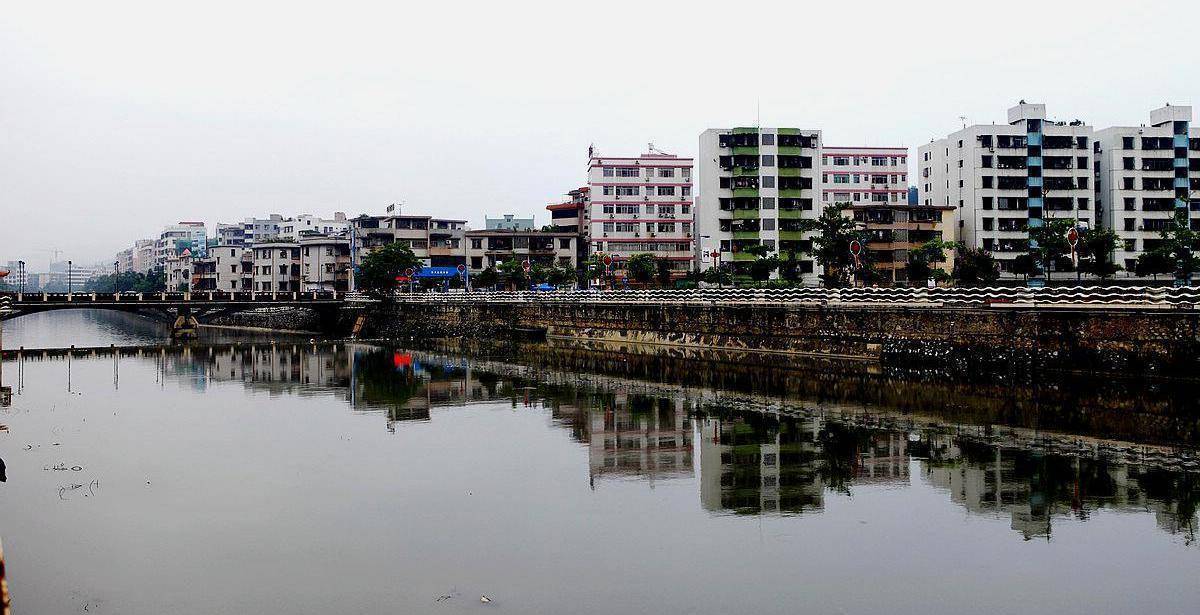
(83, 267), (167, 293)
(907, 239), (961, 283)
(779, 247), (805, 282)
(797, 204), (871, 287)
(701, 266), (731, 286)
(1011, 253), (1036, 279)
(356, 243), (422, 295)
(1076, 227), (1122, 280)
(497, 257), (529, 289)
(1026, 218), (1075, 277)
(473, 266), (499, 289)
(1135, 250), (1174, 280)
(952, 247), (1000, 286)
(626, 253), (658, 285)
(741, 243), (779, 282)
(1156, 209), (1200, 282)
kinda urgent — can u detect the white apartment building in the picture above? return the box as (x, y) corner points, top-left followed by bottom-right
(207, 245), (252, 291)
(242, 214), (285, 244)
(157, 222), (208, 265)
(918, 103), (1093, 276)
(698, 128), (822, 281)
(1094, 105), (1200, 273)
(279, 213), (349, 240)
(820, 147), (910, 207)
(251, 242), (301, 293)
(298, 235), (351, 291)
(588, 150), (695, 279)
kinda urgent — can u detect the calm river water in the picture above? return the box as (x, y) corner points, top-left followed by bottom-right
(1, 311), (1199, 614)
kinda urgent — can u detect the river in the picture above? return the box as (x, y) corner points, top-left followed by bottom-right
(1, 310), (1198, 614)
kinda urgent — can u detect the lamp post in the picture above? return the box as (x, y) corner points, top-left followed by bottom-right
(67, 259), (73, 295)
(17, 260), (24, 294)
(114, 260), (120, 293)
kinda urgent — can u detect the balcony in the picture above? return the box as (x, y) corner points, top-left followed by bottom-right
(1142, 159), (1174, 172)
(718, 132), (759, 148)
(733, 209), (760, 220)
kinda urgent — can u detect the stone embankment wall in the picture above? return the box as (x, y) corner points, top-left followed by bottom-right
(361, 301), (1200, 374)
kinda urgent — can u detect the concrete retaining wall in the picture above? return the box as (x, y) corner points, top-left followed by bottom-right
(361, 301), (1200, 374)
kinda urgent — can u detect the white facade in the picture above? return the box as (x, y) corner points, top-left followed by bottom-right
(587, 151), (694, 278)
(251, 242), (300, 293)
(279, 213), (350, 240)
(1094, 105), (1200, 272)
(157, 222), (208, 265)
(298, 235), (351, 291)
(698, 127), (822, 282)
(820, 147), (909, 207)
(210, 245), (251, 291)
(918, 103), (1093, 275)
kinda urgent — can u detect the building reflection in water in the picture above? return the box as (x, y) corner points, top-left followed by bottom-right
(6, 341), (1197, 544)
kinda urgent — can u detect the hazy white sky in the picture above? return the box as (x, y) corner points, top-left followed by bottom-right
(2, 0), (1197, 267)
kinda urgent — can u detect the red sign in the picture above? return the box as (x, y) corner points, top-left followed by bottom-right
(602, 255), (613, 266)
(1066, 227), (1079, 247)
(404, 267), (414, 277)
(522, 260), (531, 272)
(456, 264), (466, 274)
(849, 240), (863, 256)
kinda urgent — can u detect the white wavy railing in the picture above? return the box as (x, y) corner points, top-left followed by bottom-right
(383, 286), (1200, 308)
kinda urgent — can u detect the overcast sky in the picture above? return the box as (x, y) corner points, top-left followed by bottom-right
(2, 0), (1197, 268)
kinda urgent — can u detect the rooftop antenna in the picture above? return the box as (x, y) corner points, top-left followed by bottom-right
(959, 115), (968, 129)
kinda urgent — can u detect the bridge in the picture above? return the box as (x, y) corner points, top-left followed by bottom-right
(0, 290), (351, 336)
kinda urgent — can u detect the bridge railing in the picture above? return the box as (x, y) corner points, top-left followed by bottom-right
(0, 290), (343, 304)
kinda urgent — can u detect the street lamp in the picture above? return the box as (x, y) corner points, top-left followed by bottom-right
(68, 260), (73, 295)
(114, 260), (120, 293)
(17, 260), (24, 294)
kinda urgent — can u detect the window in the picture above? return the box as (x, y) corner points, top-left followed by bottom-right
(761, 154), (775, 166)
(1124, 239), (1137, 252)
(761, 133), (775, 145)
(602, 167), (614, 177)
(657, 186), (675, 196)
(1122, 136), (1135, 150)
(616, 167), (639, 177)
(657, 168), (675, 178)
(615, 186), (639, 196)
(1124, 218), (1135, 231)
(982, 176), (993, 188)
(602, 222), (614, 232)
(762, 219), (775, 231)
(657, 223), (675, 233)
(833, 156), (850, 166)
(872, 156), (887, 165)
(761, 197), (775, 209)
(682, 167), (691, 179)
(1124, 197), (1136, 210)
(762, 176), (775, 188)
(981, 155), (993, 168)
(681, 186), (691, 197)
(1123, 178), (1135, 190)
(471, 239), (482, 249)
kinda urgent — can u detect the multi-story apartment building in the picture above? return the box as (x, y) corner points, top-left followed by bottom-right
(428, 218), (468, 268)
(588, 150), (695, 280)
(464, 229), (578, 272)
(698, 128), (822, 282)
(820, 146), (910, 208)
(919, 103), (1094, 277)
(197, 245), (253, 291)
(546, 187), (591, 266)
(850, 203), (956, 283)
(279, 213), (349, 240)
(348, 213), (433, 290)
(214, 223), (247, 247)
(1095, 105), (1200, 273)
(251, 242), (301, 293)
(157, 222), (208, 265)
(298, 235), (351, 291)
(242, 214), (285, 244)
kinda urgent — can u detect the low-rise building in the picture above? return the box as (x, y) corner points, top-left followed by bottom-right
(464, 229), (578, 272)
(299, 235), (351, 292)
(157, 222), (208, 266)
(251, 242), (301, 293)
(428, 218), (468, 268)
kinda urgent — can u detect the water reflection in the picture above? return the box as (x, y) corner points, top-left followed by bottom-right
(5, 342), (1198, 545)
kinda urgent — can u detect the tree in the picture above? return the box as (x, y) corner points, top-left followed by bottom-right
(83, 267), (167, 293)
(701, 265), (731, 286)
(1156, 209), (1200, 283)
(952, 247), (1000, 286)
(741, 243), (779, 282)
(1026, 218), (1075, 278)
(546, 263), (576, 288)
(497, 257), (529, 289)
(1076, 227), (1122, 280)
(626, 253), (658, 285)
(1135, 250), (1174, 281)
(655, 258), (673, 288)
(474, 266), (499, 289)
(798, 204), (870, 288)
(779, 247), (805, 283)
(907, 239), (961, 284)
(356, 243), (423, 295)
(1011, 254), (1036, 280)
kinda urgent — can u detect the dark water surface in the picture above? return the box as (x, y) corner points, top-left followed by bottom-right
(1, 311), (1199, 614)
